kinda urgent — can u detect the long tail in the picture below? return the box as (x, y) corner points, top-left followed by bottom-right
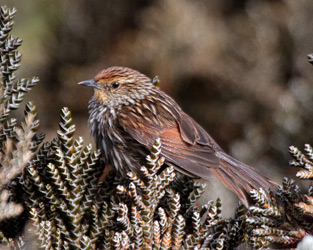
(211, 151), (277, 207)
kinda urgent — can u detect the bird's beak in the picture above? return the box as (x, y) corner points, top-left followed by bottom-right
(78, 79), (101, 89)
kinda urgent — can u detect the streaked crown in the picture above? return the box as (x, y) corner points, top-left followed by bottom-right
(78, 66), (154, 107)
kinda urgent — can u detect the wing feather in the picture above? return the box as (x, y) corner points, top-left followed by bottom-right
(118, 103), (220, 179)
(178, 112), (222, 149)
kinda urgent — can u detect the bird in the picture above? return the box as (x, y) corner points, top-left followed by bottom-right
(78, 66), (276, 206)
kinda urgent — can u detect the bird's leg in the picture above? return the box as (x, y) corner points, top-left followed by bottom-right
(99, 164), (113, 182)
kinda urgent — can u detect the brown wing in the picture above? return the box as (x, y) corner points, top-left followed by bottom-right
(118, 98), (221, 179)
(157, 125), (220, 178)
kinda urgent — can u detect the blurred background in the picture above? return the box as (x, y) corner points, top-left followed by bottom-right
(2, 0), (313, 209)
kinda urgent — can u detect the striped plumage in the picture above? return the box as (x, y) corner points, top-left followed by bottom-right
(79, 66), (276, 206)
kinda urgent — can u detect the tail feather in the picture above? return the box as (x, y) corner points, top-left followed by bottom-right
(211, 167), (249, 207)
(214, 152), (277, 206)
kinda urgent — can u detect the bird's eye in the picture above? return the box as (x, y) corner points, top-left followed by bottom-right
(112, 82), (120, 89)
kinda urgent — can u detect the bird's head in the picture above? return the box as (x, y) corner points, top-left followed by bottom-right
(78, 66), (154, 107)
